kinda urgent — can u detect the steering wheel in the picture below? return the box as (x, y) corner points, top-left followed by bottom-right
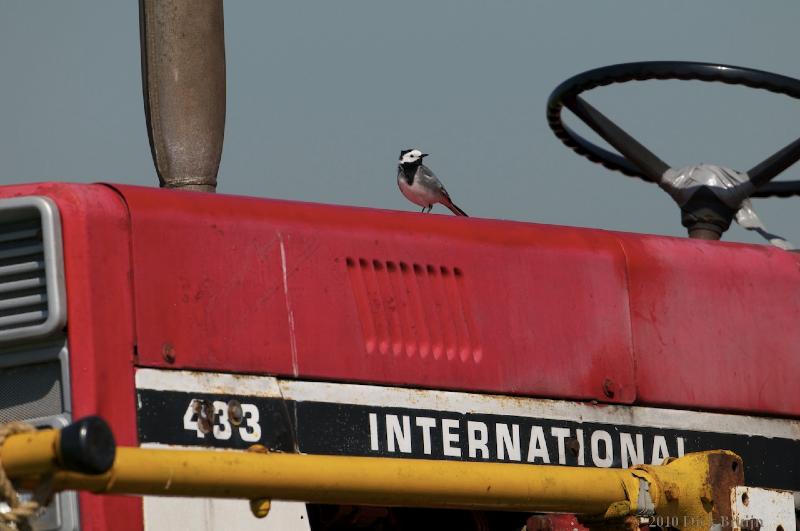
(547, 61), (800, 241)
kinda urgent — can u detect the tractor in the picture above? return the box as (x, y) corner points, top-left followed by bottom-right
(0, 3), (797, 530)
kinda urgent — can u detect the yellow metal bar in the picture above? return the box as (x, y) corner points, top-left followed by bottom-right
(0, 427), (743, 529)
(0, 428), (59, 478)
(55, 448), (640, 514)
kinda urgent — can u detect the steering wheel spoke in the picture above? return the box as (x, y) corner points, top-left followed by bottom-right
(558, 122), (644, 177)
(747, 134), (800, 188)
(751, 180), (800, 198)
(563, 95), (669, 183)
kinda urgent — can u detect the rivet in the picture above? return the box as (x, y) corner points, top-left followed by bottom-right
(228, 400), (243, 427)
(162, 343), (176, 364)
(602, 378), (616, 398)
(192, 400), (215, 434)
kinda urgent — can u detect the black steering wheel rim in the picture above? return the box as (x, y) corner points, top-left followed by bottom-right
(547, 61), (800, 196)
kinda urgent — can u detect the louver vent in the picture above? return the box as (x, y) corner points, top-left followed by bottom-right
(0, 219), (47, 330)
(0, 197), (66, 344)
(346, 257), (482, 363)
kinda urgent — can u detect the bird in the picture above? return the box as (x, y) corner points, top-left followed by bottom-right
(396, 149), (468, 216)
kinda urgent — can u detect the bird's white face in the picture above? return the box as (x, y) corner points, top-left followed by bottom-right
(399, 149), (424, 164)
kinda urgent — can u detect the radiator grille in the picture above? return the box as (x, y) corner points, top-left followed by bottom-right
(0, 361), (63, 422)
(0, 198), (72, 529)
(0, 218), (48, 332)
(0, 197), (65, 343)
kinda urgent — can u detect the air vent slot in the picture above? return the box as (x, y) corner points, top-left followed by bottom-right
(0, 197), (66, 344)
(0, 219), (47, 331)
(346, 257), (481, 363)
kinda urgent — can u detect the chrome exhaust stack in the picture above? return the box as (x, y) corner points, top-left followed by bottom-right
(139, 0), (226, 192)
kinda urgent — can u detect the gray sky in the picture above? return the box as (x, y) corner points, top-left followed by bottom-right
(2, 1), (799, 245)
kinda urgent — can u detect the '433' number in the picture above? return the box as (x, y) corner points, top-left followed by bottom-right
(182, 399), (262, 443)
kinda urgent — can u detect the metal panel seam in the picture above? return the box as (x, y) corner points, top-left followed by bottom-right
(98, 183), (140, 363)
(614, 237), (638, 403)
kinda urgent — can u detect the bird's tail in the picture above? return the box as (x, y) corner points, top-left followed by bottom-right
(443, 200), (468, 217)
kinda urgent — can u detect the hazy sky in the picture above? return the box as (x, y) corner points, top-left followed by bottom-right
(2, 2), (799, 245)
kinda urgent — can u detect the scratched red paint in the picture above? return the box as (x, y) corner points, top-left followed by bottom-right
(2, 181), (799, 528)
(1, 183), (798, 470)
(116, 184), (636, 404)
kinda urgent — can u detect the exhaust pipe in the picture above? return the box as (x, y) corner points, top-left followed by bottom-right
(139, 0), (226, 192)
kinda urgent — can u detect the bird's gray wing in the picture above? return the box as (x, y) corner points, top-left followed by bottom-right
(418, 164), (449, 198)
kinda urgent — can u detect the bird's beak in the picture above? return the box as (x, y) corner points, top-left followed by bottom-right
(421, 153), (429, 158)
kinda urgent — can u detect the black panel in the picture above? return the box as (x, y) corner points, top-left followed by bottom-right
(137, 389), (296, 452)
(137, 390), (800, 491)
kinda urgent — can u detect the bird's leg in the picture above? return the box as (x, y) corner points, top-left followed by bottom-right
(420, 206), (426, 213)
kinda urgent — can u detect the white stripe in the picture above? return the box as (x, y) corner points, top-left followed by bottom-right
(278, 380), (800, 440)
(135, 368), (282, 397)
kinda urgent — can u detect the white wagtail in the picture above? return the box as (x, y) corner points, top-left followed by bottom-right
(396, 149), (468, 216)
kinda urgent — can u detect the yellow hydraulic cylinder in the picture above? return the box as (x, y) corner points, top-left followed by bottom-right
(0, 424), (743, 529)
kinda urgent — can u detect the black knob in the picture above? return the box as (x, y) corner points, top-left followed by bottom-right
(59, 416), (116, 474)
